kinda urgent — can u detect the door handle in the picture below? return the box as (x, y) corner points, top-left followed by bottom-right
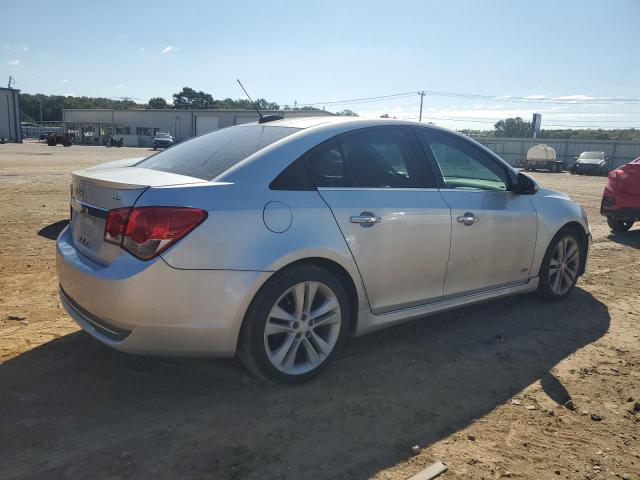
(350, 212), (381, 227)
(456, 212), (479, 226)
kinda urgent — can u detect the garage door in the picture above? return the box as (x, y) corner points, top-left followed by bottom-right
(195, 116), (220, 136)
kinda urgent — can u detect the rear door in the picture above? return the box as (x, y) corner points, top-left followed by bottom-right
(414, 128), (537, 297)
(307, 127), (451, 314)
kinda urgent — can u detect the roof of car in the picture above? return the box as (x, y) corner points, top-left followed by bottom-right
(260, 116), (430, 130)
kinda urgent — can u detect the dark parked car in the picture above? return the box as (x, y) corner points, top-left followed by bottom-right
(153, 132), (174, 150)
(569, 151), (609, 176)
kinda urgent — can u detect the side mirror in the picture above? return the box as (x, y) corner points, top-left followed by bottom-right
(574, 156), (578, 160)
(514, 172), (538, 195)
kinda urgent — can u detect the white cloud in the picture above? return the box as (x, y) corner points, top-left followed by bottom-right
(61, 79), (68, 83)
(7, 59), (20, 66)
(553, 94), (595, 101)
(116, 84), (127, 89)
(524, 94), (547, 100)
(5, 43), (28, 51)
(162, 45), (178, 54)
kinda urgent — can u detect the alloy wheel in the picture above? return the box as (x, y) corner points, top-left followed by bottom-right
(263, 281), (341, 375)
(548, 236), (580, 296)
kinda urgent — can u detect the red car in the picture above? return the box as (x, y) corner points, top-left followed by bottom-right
(601, 157), (640, 232)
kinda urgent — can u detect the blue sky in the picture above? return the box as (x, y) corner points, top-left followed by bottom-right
(2, 0), (639, 130)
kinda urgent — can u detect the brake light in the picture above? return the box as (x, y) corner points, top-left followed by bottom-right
(609, 169), (632, 181)
(104, 207), (207, 260)
(104, 207), (130, 245)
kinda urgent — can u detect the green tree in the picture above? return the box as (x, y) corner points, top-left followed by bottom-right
(147, 97), (169, 109)
(494, 117), (533, 138)
(337, 109), (358, 117)
(20, 93), (136, 122)
(172, 87), (215, 109)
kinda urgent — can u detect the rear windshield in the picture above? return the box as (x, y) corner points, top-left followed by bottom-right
(137, 125), (299, 180)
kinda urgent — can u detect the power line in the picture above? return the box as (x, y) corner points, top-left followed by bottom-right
(293, 92), (418, 108)
(291, 90), (640, 108)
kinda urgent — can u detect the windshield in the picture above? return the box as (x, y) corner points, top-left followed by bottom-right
(578, 152), (604, 160)
(156, 133), (171, 138)
(138, 125), (300, 180)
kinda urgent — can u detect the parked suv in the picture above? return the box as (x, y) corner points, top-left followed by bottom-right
(570, 151), (609, 176)
(601, 157), (640, 232)
(153, 132), (174, 150)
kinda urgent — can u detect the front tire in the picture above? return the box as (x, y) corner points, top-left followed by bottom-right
(537, 229), (582, 301)
(238, 265), (349, 383)
(607, 217), (634, 232)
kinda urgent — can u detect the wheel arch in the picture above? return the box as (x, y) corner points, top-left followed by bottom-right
(544, 221), (589, 277)
(272, 257), (361, 335)
(241, 254), (364, 340)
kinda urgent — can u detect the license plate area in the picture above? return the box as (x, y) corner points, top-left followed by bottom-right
(70, 198), (108, 255)
(72, 212), (104, 253)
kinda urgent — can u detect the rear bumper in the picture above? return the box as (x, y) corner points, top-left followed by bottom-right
(601, 207), (640, 219)
(600, 184), (640, 219)
(56, 226), (271, 357)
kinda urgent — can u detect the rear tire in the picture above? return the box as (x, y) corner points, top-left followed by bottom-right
(607, 217), (634, 233)
(237, 264), (349, 383)
(537, 229), (582, 301)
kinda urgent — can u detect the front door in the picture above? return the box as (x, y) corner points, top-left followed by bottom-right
(415, 128), (538, 297)
(304, 127), (451, 313)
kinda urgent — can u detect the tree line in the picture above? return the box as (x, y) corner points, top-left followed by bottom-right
(459, 116), (640, 141)
(20, 87), (357, 123)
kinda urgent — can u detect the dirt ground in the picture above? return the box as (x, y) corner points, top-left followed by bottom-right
(1, 140), (638, 480)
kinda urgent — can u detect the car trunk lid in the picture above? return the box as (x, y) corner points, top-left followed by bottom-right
(69, 166), (207, 264)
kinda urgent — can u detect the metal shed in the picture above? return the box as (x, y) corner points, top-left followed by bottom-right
(62, 108), (333, 147)
(0, 87), (22, 143)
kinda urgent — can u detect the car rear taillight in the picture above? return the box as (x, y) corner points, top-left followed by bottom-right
(104, 207), (207, 260)
(609, 169), (632, 181)
(104, 207), (131, 245)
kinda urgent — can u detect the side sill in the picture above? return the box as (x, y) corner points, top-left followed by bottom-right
(355, 278), (539, 336)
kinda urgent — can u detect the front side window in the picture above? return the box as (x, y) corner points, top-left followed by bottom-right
(305, 127), (422, 188)
(416, 129), (508, 191)
(137, 125), (299, 180)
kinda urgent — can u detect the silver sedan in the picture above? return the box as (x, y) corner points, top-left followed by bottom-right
(56, 117), (591, 382)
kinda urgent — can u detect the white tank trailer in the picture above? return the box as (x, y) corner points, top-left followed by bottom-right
(523, 144), (564, 173)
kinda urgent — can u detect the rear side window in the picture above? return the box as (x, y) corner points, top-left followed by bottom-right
(305, 127), (423, 188)
(137, 125), (299, 180)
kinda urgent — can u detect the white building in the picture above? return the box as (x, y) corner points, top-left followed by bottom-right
(62, 108), (332, 147)
(0, 87), (22, 143)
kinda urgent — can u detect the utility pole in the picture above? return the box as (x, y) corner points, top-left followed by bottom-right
(418, 91), (425, 122)
(7, 76), (14, 88)
(39, 100), (43, 124)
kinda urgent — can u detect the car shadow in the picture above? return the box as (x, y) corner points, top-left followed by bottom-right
(0, 288), (609, 480)
(37, 219), (69, 240)
(607, 228), (640, 249)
